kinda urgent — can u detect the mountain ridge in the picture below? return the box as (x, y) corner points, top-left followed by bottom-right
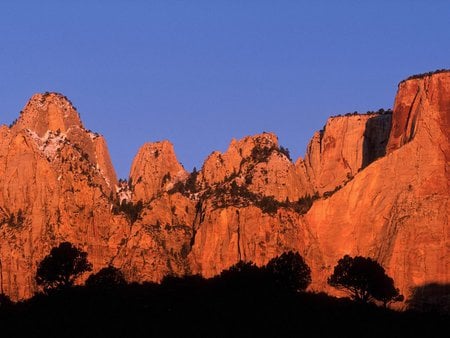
(0, 72), (448, 309)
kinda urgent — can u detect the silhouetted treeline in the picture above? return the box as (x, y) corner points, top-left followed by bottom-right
(0, 265), (448, 337)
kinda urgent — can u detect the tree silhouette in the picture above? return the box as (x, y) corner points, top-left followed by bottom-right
(328, 255), (403, 305)
(219, 261), (268, 291)
(85, 266), (126, 288)
(36, 242), (92, 293)
(266, 251), (311, 292)
(372, 274), (404, 307)
(220, 261), (262, 279)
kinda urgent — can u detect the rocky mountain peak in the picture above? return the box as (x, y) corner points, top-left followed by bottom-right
(6, 92), (118, 190)
(130, 140), (188, 202)
(196, 132), (310, 204)
(199, 132), (281, 187)
(12, 92), (83, 137)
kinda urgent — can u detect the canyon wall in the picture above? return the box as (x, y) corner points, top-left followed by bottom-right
(304, 73), (449, 301)
(0, 73), (448, 307)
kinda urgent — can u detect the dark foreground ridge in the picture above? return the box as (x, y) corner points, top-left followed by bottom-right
(0, 270), (447, 338)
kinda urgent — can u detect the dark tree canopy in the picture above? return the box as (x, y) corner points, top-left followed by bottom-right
(220, 261), (262, 280)
(218, 252), (311, 293)
(218, 261), (269, 291)
(85, 266), (126, 288)
(371, 274), (404, 307)
(328, 255), (403, 306)
(266, 251), (311, 292)
(36, 242), (92, 293)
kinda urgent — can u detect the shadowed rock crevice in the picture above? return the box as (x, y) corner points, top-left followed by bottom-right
(362, 113), (392, 168)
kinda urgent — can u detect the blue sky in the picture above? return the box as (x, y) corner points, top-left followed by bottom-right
(1, 1), (449, 178)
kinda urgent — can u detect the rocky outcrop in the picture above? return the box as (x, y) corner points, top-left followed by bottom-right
(199, 132), (311, 202)
(11, 93), (83, 137)
(112, 192), (196, 282)
(129, 141), (188, 202)
(302, 113), (391, 195)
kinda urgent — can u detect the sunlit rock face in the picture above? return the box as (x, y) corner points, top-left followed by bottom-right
(129, 140), (188, 202)
(0, 93), (122, 299)
(302, 113), (391, 195)
(0, 72), (448, 308)
(185, 72), (449, 305)
(304, 72), (450, 303)
(199, 132), (312, 202)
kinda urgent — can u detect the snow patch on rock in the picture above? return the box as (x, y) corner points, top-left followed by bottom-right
(26, 129), (69, 160)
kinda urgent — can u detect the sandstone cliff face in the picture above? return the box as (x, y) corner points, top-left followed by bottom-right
(305, 72), (450, 302)
(188, 203), (322, 278)
(199, 132), (311, 202)
(0, 93), (124, 299)
(164, 73), (448, 306)
(388, 74), (450, 154)
(0, 72), (447, 308)
(0, 94), (198, 300)
(184, 133), (319, 276)
(112, 185), (197, 282)
(129, 141), (188, 202)
(10, 93), (117, 189)
(302, 113), (391, 195)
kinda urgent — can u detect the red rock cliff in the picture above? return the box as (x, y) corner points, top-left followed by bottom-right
(0, 72), (447, 307)
(0, 93), (123, 299)
(302, 113), (391, 195)
(199, 132), (311, 202)
(305, 72), (450, 303)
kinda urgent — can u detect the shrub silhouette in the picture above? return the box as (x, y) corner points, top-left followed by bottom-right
(85, 266), (126, 288)
(36, 242), (92, 293)
(328, 255), (403, 305)
(266, 251), (311, 292)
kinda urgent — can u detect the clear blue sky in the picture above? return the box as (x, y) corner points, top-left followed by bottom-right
(1, 1), (449, 178)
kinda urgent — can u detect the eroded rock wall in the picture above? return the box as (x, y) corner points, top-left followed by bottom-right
(0, 72), (448, 307)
